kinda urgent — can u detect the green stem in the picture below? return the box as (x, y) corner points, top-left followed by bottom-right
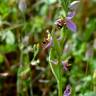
(58, 61), (62, 96)
(58, 80), (62, 96)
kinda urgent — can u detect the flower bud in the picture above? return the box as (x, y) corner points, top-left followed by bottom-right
(69, 0), (80, 10)
(18, 0), (27, 13)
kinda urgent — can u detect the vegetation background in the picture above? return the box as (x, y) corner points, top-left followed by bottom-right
(0, 0), (96, 96)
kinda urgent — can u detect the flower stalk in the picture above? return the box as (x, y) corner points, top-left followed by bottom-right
(49, 1), (80, 96)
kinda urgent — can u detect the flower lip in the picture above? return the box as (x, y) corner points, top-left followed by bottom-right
(64, 84), (71, 96)
(55, 19), (65, 28)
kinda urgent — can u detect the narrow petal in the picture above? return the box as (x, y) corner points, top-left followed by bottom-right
(66, 11), (75, 20)
(69, 0), (80, 10)
(66, 20), (77, 32)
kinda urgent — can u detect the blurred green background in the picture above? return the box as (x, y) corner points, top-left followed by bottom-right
(0, 0), (96, 96)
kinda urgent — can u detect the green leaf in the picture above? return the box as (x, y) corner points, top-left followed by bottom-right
(49, 48), (60, 81)
(19, 67), (30, 77)
(51, 31), (62, 58)
(84, 92), (96, 96)
(5, 30), (15, 45)
(0, 54), (4, 64)
(0, 44), (16, 53)
(84, 19), (96, 41)
(47, 0), (57, 4)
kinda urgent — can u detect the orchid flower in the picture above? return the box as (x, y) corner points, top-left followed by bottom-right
(62, 60), (71, 71)
(63, 84), (71, 96)
(55, 11), (77, 32)
(44, 36), (53, 49)
(55, 0), (80, 32)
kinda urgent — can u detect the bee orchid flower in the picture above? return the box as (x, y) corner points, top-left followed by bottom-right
(63, 84), (71, 96)
(55, 11), (77, 32)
